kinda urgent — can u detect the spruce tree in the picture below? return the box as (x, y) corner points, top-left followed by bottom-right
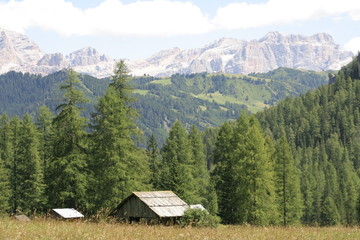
(89, 61), (149, 211)
(47, 69), (89, 209)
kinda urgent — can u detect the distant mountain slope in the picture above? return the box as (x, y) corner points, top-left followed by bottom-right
(0, 28), (353, 78)
(0, 28), (115, 78)
(128, 32), (353, 77)
(0, 68), (329, 142)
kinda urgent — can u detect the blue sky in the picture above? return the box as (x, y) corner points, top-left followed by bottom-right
(0, 0), (359, 59)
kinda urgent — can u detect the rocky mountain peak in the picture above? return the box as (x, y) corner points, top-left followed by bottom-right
(0, 28), (45, 72)
(259, 31), (287, 43)
(310, 32), (334, 43)
(67, 47), (111, 66)
(128, 32), (353, 77)
(0, 28), (354, 78)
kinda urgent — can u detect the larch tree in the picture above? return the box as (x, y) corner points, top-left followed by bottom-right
(214, 112), (278, 225)
(47, 69), (89, 210)
(188, 125), (212, 208)
(89, 60), (150, 211)
(160, 121), (198, 204)
(232, 112), (278, 225)
(274, 136), (303, 225)
(9, 116), (21, 214)
(146, 134), (162, 189)
(212, 121), (236, 223)
(36, 106), (54, 178)
(0, 114), (11, 213)
(0, 153), (10, 213)
(16, 113), (45, 214)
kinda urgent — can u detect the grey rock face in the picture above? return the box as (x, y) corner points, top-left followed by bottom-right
(0, 28), (354, 78)
(0, 28), (115, 78)
(128, 32), (353, 77)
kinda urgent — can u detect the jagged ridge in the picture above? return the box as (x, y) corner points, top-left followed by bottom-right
(0, 28), (354, 78)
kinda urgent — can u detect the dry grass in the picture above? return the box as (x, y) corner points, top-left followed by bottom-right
(1, 217), (360, 240)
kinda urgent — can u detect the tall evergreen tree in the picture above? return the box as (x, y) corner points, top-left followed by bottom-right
(212, 121), (236, 223)
(36, 106), (54, 178)
(188, 125), (214, 209)
(0, 154), (10, 214)
(89, 61), (149, 211)
(214, 113), (278, 225)
(9, 116), (21, 214)
(16, 114), (45, 214)
(232, 113), (278, 225)
(274, 136), (303, 225)
(47, 69), (89, 209)
(160, 121), (198, 204)
(146, 134), (162, 189)
(0, 114), (11, 214)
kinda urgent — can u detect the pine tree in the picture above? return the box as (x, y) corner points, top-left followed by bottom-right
(47, 69), (89, 209)
(89, 61), (149, 211)
(160, 121), (198, 204)
(274, 136), (303, 225)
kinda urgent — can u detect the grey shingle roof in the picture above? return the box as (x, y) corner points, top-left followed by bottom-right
(127, 191), (189, 217)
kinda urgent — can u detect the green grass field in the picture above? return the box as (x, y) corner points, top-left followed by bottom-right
(1, 218), (360, 240)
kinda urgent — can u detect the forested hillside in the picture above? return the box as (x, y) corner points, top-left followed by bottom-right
(0, 56), (359, 226)
(0, 68), (329, 143)
(254, 55), (360, 225)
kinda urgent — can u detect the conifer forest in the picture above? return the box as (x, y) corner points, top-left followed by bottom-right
(1, 55), (360, 226)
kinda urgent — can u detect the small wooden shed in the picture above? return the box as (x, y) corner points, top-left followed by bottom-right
(112, 191), (189, 223)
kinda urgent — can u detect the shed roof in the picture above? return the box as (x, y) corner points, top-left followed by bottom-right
(116, 191), (189, 218)
(52, 208), (84, 219)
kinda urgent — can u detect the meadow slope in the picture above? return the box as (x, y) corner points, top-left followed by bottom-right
(1, 218), (360, 240)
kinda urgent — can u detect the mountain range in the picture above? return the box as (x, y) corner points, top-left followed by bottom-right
(0, 28), (354, 78)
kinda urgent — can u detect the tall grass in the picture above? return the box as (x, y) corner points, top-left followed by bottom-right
(1, 217), (360, 240)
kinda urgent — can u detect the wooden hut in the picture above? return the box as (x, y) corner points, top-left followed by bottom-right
(111, 191), (189, 223)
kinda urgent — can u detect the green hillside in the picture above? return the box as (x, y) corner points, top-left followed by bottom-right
(0, 68), (329, 142)
(255, 56), (360, 225)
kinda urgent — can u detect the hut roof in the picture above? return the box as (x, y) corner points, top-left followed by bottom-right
(52, 208), (84, 219)
(115, 191), (189, 218)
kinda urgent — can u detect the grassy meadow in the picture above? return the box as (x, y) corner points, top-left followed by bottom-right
(1, 217), (360, 240)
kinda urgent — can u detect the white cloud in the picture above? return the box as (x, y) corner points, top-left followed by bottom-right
(345, 37), (360, 54)
(0, 0), (212, 37)
(0, 0), (360, 37)
(213, 0), (360, 30)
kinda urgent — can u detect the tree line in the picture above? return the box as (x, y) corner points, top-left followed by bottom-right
(0, 56), (360, 226)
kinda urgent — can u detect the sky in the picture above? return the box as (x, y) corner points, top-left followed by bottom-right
(0, 0), (359, 60)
